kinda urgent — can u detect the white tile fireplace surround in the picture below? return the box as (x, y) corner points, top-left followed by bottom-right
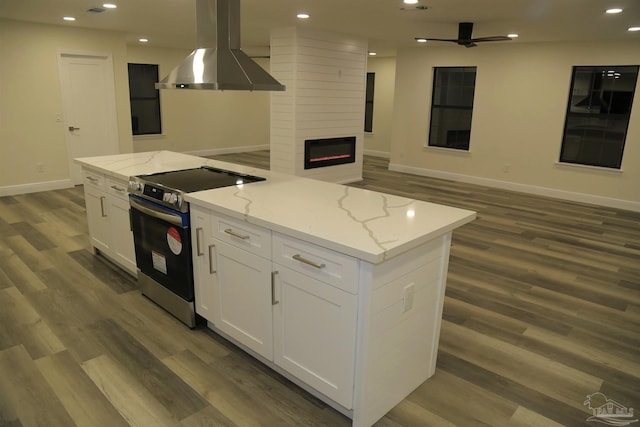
(269, 26), (367, 184)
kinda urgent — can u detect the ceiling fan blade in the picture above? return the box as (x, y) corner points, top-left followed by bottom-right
(458, 22), (474, 40)
(471, 36), (512, 42)
(414, 38), (459, 42)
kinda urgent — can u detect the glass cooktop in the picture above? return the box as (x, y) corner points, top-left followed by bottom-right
(141, 166), (266, 193)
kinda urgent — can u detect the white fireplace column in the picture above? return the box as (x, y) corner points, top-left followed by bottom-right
(269, 27), (367, 183)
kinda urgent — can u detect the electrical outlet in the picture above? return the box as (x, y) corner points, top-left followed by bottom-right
(36, 162), (45, 173)
(402, 283), (415, 313)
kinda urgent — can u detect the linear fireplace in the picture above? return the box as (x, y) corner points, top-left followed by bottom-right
(304, 136), (356, 170)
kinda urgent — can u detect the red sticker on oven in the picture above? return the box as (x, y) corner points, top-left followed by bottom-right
(167, 227), (182, 255)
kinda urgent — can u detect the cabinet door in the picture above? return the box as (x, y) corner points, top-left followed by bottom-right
(273, 266), (357, 409)
(214, 239), (273, 360)
(191, 207), (215, 321)
(84, 185), (111, 254)
(108, 196), (137, 274)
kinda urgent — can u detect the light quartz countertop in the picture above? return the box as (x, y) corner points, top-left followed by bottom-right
(75, 150), (476, 264)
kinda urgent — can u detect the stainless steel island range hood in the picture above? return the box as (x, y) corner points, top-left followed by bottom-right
(156, 0), (285, 91)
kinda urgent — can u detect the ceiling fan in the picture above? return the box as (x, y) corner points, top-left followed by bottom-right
(415, 22), (512, 48)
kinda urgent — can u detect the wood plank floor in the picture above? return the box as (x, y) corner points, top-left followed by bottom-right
(1, 151), (638, 426)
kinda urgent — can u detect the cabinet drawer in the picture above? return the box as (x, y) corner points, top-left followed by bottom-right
(272, 233), (359, 294)
(211, 214), (271, 259)
(106, 178), (129, 201)
(83, 170), (105, 190)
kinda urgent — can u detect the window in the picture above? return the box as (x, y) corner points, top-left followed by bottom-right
(560, 65), (638, 169)
(428, 67), (477, 150)
(128, 63), (162, 135)
(364, 72), (375, 132)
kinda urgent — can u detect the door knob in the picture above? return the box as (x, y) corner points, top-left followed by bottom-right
(68, 126), (80, 131)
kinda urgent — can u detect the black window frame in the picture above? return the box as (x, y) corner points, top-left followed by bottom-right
(128, 63), (162, 136)
(364, 72), (375, 133)
(428, 66), (477, 151)
(559, 65), (638, 169)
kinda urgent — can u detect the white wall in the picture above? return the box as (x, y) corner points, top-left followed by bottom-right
(126, 45), (271, 156)
(364, 57), (396, 157)
(390, 40), (640, 210)
(0, 20), (273, 195)
(0, 19), (132, 192)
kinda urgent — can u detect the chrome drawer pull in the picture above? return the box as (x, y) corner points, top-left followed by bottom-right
(208, 244), (216, 274)
(99, 196), (107, 217)
(271, 271), (279, 305)
(195, 227), (204, 256)
(110, 185), (126, 193)
(292, 254), (325, 269)
(224, 228), (250, 240)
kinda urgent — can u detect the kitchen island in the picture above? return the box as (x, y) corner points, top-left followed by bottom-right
(74, 150), (475, 427)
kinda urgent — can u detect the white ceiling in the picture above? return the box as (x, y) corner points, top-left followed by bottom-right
(1, 0), (639, 56)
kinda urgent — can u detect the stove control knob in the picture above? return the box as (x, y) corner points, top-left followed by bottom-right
(166, 193), (178, 204)
(129, 181), (142, 192)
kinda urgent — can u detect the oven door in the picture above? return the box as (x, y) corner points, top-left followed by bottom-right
(129, 195), (194, 301)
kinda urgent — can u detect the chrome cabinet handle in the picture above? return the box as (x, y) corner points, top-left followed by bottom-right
(292, 254), (325, 269)
(99, 196), (107, 217)
(224, 228), (250, 240)
(271, 271), (279, 305)
(208, 244), (216, 274)
(129, 197), (183, 227)
(86, 176), (99, 183)
(195, 227), (204, 256)
(110, 185), (126, 193)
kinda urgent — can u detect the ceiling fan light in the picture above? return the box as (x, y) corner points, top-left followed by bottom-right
(628, 26), (640, 32)
(507, 33), (519, 38)
(404, 0), (419, 4)
(416, 38), (427, 43)
(605, 8), (623, 14)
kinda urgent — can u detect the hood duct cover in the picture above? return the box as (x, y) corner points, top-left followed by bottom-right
(156, 0), (285, 91)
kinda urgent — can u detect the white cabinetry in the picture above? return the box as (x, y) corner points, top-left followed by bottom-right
(191, 209), (358, 408)
(190, 207), (454, 426)
(213, 239), (273, 359)
(272, 233), (357, 409)
(191, 207), (215, 320)
(81, 168), (136, 275)
(83, 172), (111, 254)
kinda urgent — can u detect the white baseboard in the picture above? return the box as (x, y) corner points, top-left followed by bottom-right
(388, 163), (640, 212)
(363, 149), (390, 159)
(184, 144), (270, 158)
(0, 179), (74, 197)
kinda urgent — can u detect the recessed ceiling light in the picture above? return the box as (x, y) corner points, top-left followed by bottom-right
(63, 16), (76, 21)
(139, 38), (149, 43)
(404, 0), (419, 4)
(629, 26), (640, 31)
(507, 33), (519, 38)
(103, 3), (117, 9)
(605, 8), (623, 14)
(416, 38), (427, 43)
(368, 51), (377, 56)
(297, 13), (309, 19)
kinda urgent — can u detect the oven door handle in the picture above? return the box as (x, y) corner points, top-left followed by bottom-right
(130, 198), (184, 227)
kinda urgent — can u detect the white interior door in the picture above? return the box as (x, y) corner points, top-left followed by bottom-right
(59, 52), (119, 184)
